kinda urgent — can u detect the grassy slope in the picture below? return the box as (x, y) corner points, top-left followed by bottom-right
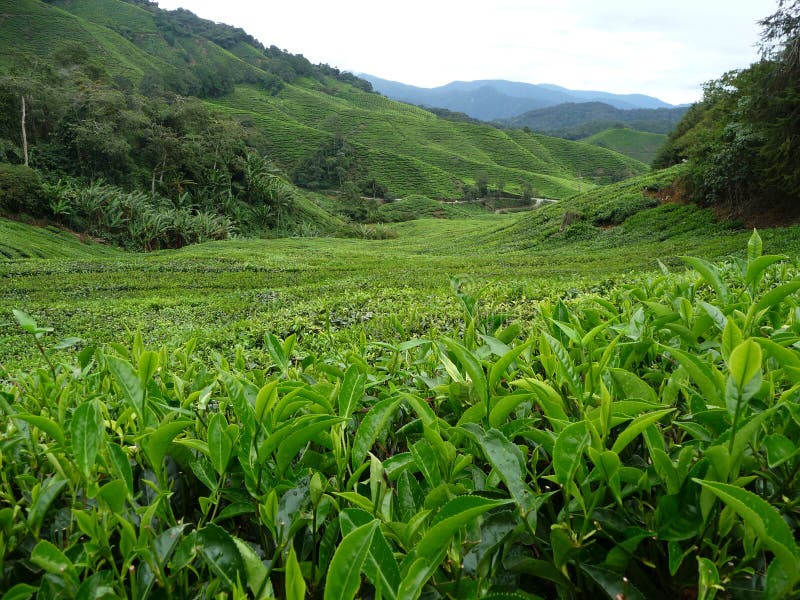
(0, 218), (120, 259)
(2, 0), (650, 202)
(583, 127), (667, 164)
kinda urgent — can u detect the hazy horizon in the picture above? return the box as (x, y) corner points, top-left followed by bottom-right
(152, 0), (777, 105)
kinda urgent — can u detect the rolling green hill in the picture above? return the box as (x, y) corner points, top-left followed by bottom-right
(582, 127), (668, 164)
(0, 0), (648, 205)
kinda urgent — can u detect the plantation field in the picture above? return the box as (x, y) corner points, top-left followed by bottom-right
(211, 85), (647, 199)
(4, 207), (800, 597)
(582, 127), (668, 165)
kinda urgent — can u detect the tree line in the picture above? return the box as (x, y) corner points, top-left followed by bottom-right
(654, 1), (800, 216)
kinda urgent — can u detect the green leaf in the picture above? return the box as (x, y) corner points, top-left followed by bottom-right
(658, 344), (722, 406)
(765, 433), (798, 468)
(97, 480), (127, 514)
(488, 339), (533, 391)
(324, 520), (378, 600)
(746, 255), (785, 288)
(233, 537), (272, 599)
(31, 540), (74, 577)
(754, 279), (800, 314)
(12, 309), (42, 334)
(338, 364), (366, 420)
(70, 401), (104, 479)
(553, 420), (589, 485)
(396, 496), (508, 598)
(1, 584), (38, 600)
(138, 350), (159, 387)
(276, 416), (344, 475)
(697, 557), (721, 600)
(107, 442), (133, 496)
(351, 397), (401, 468)
(285, 545), (306, 600)
(410, 439), (442, 488)
(144, 419), (191, 470)
(340, 509), (401, 599)
(196, 524), (245, 590)
(699, 301), (727, 332)
(728, 339), (762, 392)
(609, 368), (657, 404)
(721, 318), (743, 362)
(588, 448), (621, 503)
(510, 378), (568, 423)
(694, 479), (800, 576)
(415, 495), (508, 562)
(397, 557), (430, 600)
(460, 424), (535, 516)
(611, 408), (675, 454)
(681, 256), (729, 303)
(748, 228), (762, 263)
(542, 332), (581, 397)
(14, 414), (65, 446)
(106, 355), (145, 420)
(27, 476), (67, 536)
(753, 337), (800, 369)
(265, 332), (289, 375)
(208, 413), (233, 476)
(489, 392), (534, 428)
(440, 337), (488, 405)
(580, 564), (646, 600)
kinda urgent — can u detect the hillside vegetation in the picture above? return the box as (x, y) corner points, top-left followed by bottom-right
(500, 101), (688, 139)
(4, 185), (800, 597)
(653, 1), (800, 217)
(582, 127), (669, 164)
(0, 0), (648, 245)
(4, 1), (800, 598)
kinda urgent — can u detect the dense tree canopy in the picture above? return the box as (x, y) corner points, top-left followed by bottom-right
(654, 1), (800, 215)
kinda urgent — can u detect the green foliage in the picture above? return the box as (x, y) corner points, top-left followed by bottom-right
(656, 1), (800, 213)
(3, 234), (800, 597)
(0, 164), (47, 216)
(373, 195), (486, 223)
(501, 101), (688, 137)
(583, 127), (667, 164)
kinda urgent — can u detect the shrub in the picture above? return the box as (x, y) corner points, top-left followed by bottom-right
(0, 163), (47, 216)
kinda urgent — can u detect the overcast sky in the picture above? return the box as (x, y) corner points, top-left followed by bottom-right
(154, 0), (777, 105)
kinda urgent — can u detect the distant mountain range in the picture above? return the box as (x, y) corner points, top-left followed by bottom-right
(361, 75), (678, 121)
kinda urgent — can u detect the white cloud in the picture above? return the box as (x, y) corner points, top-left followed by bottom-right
(153, 0), (778, 104)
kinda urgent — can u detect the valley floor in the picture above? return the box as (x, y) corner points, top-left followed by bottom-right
(3, 212), (799, 369)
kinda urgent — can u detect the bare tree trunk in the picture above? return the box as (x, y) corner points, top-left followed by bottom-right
(21, 95), (29, 167)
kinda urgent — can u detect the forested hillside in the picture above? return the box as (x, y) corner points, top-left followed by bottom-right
(653, 0), (800, 218)
(0, 0), (648, 252)
(499, 102), (688, 139)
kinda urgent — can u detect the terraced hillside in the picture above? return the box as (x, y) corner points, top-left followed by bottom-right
(0, 218), (120, 260)
(1, 0), (648, 201)
(583, 127), (668, 164)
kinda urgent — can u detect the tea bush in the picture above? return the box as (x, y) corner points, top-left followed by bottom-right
(2, 232), (800, 598)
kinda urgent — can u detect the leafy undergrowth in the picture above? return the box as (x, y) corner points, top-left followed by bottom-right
(2, 232), (800, 598)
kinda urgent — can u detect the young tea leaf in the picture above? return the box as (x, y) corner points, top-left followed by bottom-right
(70, 401), (104, 479)
(324, 520), (378, 600)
